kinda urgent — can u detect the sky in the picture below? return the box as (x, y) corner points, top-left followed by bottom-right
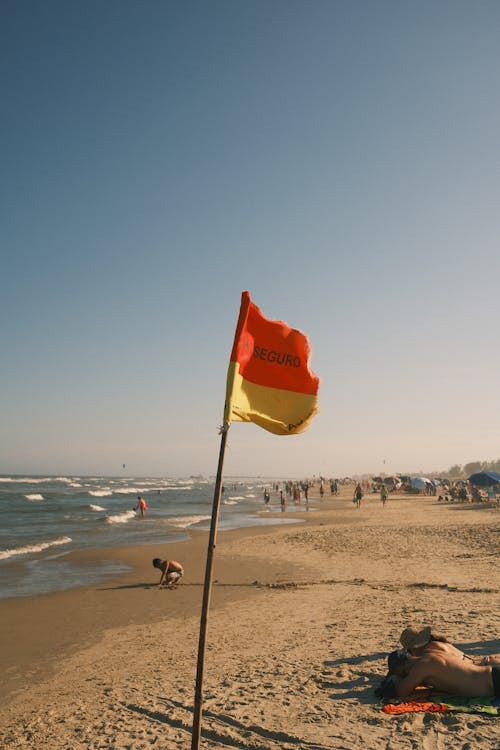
(2, 1), (500, 479)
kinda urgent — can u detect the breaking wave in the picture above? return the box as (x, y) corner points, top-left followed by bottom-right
(168, 515), (211, 529)
(104, 510), (137, 524)
(0, 536), (72, 561)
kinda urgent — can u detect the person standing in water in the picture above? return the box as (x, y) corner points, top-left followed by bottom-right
(280, 490), (286, 512)
(135, 495), (148, 518)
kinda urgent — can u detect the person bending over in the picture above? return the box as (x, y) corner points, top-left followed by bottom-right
(152, 558), (184, 588)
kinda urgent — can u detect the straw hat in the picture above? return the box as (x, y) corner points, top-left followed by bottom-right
(400, 625), (432, 650)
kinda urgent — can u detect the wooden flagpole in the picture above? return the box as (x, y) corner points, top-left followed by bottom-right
(191, 422), (230, 750)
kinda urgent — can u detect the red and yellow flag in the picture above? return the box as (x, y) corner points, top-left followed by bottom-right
(224, 292), (319, 435)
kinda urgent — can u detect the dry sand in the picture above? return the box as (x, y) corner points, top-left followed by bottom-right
(0, 488), (499, 749)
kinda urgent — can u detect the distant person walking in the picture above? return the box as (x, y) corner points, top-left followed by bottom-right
(354, 483), (363, 509)
(135, 495), (148, 518)
(380, 484), (388, 507)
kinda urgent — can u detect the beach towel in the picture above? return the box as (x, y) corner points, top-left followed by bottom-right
(383, 694), (500, 716)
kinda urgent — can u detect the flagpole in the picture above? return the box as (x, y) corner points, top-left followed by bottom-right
(191, 421), (230, 750)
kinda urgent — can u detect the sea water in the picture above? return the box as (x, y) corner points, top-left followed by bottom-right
(0, 475), (303, 598)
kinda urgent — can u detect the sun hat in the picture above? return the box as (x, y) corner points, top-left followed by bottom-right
(400, 625), (432, 650)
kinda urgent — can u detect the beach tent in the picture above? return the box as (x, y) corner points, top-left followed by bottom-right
(467, 471), (500, 487)
(410, 477), (432, 490)
(383, 476), (402, 488)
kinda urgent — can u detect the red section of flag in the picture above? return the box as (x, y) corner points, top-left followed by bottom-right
(229, 292), (319, 395)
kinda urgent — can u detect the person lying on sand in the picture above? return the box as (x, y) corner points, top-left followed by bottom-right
(152, 558), (184, 588)
(376, 647), (500, 700)
(400, 624), (500, 666)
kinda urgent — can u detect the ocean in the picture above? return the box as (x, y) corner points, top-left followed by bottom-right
(0, 475), (304, 599)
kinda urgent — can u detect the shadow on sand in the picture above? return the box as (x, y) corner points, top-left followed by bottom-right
(124, 696), (328, 749)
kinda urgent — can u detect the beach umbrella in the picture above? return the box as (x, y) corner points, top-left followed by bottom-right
(467, 471), (500, 487)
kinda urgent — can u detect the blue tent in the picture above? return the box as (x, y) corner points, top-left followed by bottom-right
(410, 477), (432, 490)
(468, 471), (500, 487)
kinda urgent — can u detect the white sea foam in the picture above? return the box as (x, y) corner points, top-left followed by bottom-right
(0, 536), (72, 561)
(88, 490), (113, 497)
(223, 499), (237, 505)
(25, 494), (44, 501)
(245, 493), (256, 498)
(89, 504), (106, 511)
(68, 482), (82, 488)
(168, 515), (211, 529)
(104, 510), (137, 524)
(0, 477), (52, 484)
(227, 495), (245, 500)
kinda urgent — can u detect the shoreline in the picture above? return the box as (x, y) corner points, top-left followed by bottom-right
(0, 502), (330, 705)
(0, 477), (310, 600)
(1, 490), (499, 749)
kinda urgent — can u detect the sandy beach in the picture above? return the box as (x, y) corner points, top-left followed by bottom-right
(0, 487), (499, 749)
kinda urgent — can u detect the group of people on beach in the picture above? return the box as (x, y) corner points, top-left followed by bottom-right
(352, 482), (388, 508)
(261, 481), (312, 511)
(376, 625), (500, 700)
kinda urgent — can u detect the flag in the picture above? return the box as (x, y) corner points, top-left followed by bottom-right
(223, 291), (319, 435)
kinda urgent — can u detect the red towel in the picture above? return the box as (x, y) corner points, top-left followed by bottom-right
(383, 701), (448, 714)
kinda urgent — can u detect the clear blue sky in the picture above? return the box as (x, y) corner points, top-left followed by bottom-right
(2, 1), (500, 478)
